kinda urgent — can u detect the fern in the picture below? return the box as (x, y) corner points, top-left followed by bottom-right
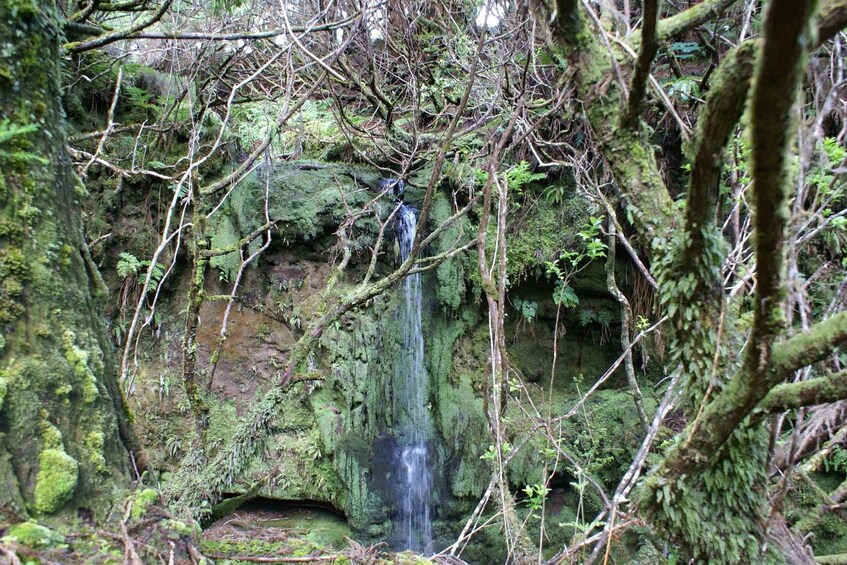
(0, 119), (48, 165)
(0, 119), (38, 144)
(553, 281), (579, 308)
(505, 161), (545, 195)
(116, 252), (141, 279)
(578, 308), (595, 327)
(595, 310), (613, 327)
(116, 252), (164, 291)
(512, 296), (538, 323)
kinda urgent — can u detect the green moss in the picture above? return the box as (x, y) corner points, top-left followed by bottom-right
(161, 518), (201, 539)
(40, 420), (63, 449)
(0, 246), (28, 324)
(129, 488), (159, 520)
(810, 511), (847, 555)
(59, 243), (73, 268)
(33, 448), (79, 514)
(506, 191), (589, 285)
(0, 0), (130, 521)
(209, 215), (242, 281)
(436, 373), (488, 497)
(2, 521), (65, 548)
(0, 375), (6, 412)
(290, 540), (321, 557)
(557, 389), (655, 486)
(206, 397), (239, 447)
(206, 164), (376, 280)
(61, 329), (99, 403)
(209, 490), (258, 522)
(200, 538), (292, 561)
(429, 195), (473, 310)
(83, 430), (107, 473)
(784, 473), (847, 556)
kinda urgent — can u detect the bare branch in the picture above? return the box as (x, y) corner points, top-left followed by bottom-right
(81, 66), (123, 178)
(112, 13), (360, 42)
(67, 146), (173, 180)
(66, 0), (174, 53)
(606, 220), (650, 431)
(621, 0), (660, 130)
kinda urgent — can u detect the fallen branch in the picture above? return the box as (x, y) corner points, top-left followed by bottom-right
(206, 555), (338, 563)
(0, 543), (23, 565)
(67, 146), (173, 180)
(121, 500), (144, 565)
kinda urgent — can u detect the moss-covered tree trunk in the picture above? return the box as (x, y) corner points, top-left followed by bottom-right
(0, 1), (131, 521)
(529, 0), (847, 562)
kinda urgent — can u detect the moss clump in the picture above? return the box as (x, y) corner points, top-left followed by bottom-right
(40, 420), (64, 449)
(436, 373), (488, 497)
(130, 488), (159, 520)
(61, 330), (100, 403)
(0, 246), (29, 324)
(2, 521), (65, 548)
(200, 538), (292, 558)
(291, 540), (321, 557)
(83, 430), (107, 474)
(506, 190), (589, 285)
(557, 389), (655, 486)
(161, 518), (201, 539)
(206, 164), (377, 280)
(33, 448), (79, 514)
(208, 215), (242, 281)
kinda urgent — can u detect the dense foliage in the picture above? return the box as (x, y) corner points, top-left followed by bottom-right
(1, 0), (847, 563)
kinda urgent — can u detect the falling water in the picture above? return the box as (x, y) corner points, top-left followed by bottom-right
(393, 201), (434, 555)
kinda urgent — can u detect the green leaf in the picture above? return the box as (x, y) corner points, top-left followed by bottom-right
(553, 282), (579, 308)
(116, 252), (141, 279)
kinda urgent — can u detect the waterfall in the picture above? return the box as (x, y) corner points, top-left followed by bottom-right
(392, 201), (434, 555)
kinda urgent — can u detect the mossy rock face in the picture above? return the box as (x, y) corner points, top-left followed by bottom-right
(2, 521), (66, 548)
(33, 448), (79, 514)
(310, 294), (398, 531)
(207, 164), (382, 281)
(429, 194), (475, 310)
(122, 150), (625, 547)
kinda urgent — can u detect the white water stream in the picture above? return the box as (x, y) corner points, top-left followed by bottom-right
(394, 202), (434, 555)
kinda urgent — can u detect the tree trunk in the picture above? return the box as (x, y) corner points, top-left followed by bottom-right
(530, 0), (830, 562)
(0, 1), (132, 521)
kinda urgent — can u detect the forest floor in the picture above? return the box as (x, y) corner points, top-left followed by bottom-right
(0, 501), (452, 564)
